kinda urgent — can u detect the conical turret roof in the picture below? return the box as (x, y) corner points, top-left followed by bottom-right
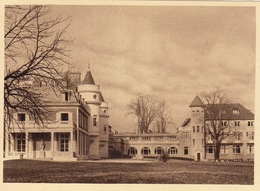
(82, 70), (95, 85)
(100, 93), (105, 102)
(189, 95), (204, 107)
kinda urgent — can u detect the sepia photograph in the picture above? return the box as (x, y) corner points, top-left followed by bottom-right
(1, 1), (258, 189)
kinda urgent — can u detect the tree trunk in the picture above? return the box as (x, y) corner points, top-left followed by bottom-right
(214, 141), (221, 162)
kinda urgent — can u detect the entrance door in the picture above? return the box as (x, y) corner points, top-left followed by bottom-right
(32, 133), (51, 158)
(197, 153), (201, 161)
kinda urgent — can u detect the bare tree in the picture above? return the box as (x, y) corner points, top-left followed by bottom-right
(201, 87), (233, 161)
(4, 5), (71, 131)
(128, 95), (160, 133)
(156, 101), (172, 133)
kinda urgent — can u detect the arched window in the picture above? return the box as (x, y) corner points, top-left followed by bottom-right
(141, 147), (151, 155)
(154, 147), (163, 155)
(128, 147), (137, 156)
(168, 147), (178, 155)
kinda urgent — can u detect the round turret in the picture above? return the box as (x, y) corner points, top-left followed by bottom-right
(190, 95), (204, 119)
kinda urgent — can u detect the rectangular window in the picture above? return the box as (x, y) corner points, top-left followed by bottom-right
(60, 133), (69, 152)
(248, 132), (254, 140)
(104, 125), (106, 132)
(93, 116), (97, 126)
(220, 145), (229, 154)
(18, 113), (26, 121)
(196, 126), (200, 133)
(234, 132), (242, 141)
(61, 113), (69, 121)
(192, 139), (195, 146)
(202, 139), (204, 146)
(247, 145), (254, 154)
(16, 133), (26, 152)
(182, 132), (189, 138)
(184, 147), (189, 155)
(206, 145), (215, 153)
(193, 126), (195, 133)
(233, 145), (241, 154)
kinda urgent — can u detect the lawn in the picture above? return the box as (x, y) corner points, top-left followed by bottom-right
(3, 159), (254, 184)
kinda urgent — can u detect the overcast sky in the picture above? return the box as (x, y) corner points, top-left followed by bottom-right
(52, 5), (255, 133)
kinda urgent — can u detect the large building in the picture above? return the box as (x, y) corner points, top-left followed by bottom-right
(4, 69), (110, 160)
(110, 96), (254, 161)
(4, 68), (254, 161)
(178, 96), (254, 161)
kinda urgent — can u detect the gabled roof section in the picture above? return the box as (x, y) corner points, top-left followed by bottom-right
(189, 95), (204, 107)
(82, 70), (95, 85)
(205, 103), (254, 120)
(181, 118), (191, 127)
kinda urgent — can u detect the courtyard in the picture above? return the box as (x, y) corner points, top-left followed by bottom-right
(3, 159), (254, 184)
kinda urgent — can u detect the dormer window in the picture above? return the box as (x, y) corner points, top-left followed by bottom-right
(93, 94), (97, 99)
(233, 109), (240, 114)
(62, 92), (70, 101)
(248, 121), (254, 126)
(221, 121), (227, 126)
(65, 92), (69, 101)
(234, 121), (240, 126)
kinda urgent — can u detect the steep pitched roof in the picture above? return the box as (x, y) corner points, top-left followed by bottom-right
(82, 70), (95, 85)
(205, 103), (254, 120)
(189, 95), (204, 107)
(181, 118), (191, 127)
(100, 93), (105, 102)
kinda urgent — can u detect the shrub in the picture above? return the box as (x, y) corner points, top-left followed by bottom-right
(122, 154), (132, 159)
(159, 150), (169, 162)
(109, 150), (122, 158)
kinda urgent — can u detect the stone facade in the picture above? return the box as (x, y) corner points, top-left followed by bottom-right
(110, 96), (254, 161)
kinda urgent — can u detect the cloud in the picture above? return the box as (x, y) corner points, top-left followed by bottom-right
(54, 5), (255, 132)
